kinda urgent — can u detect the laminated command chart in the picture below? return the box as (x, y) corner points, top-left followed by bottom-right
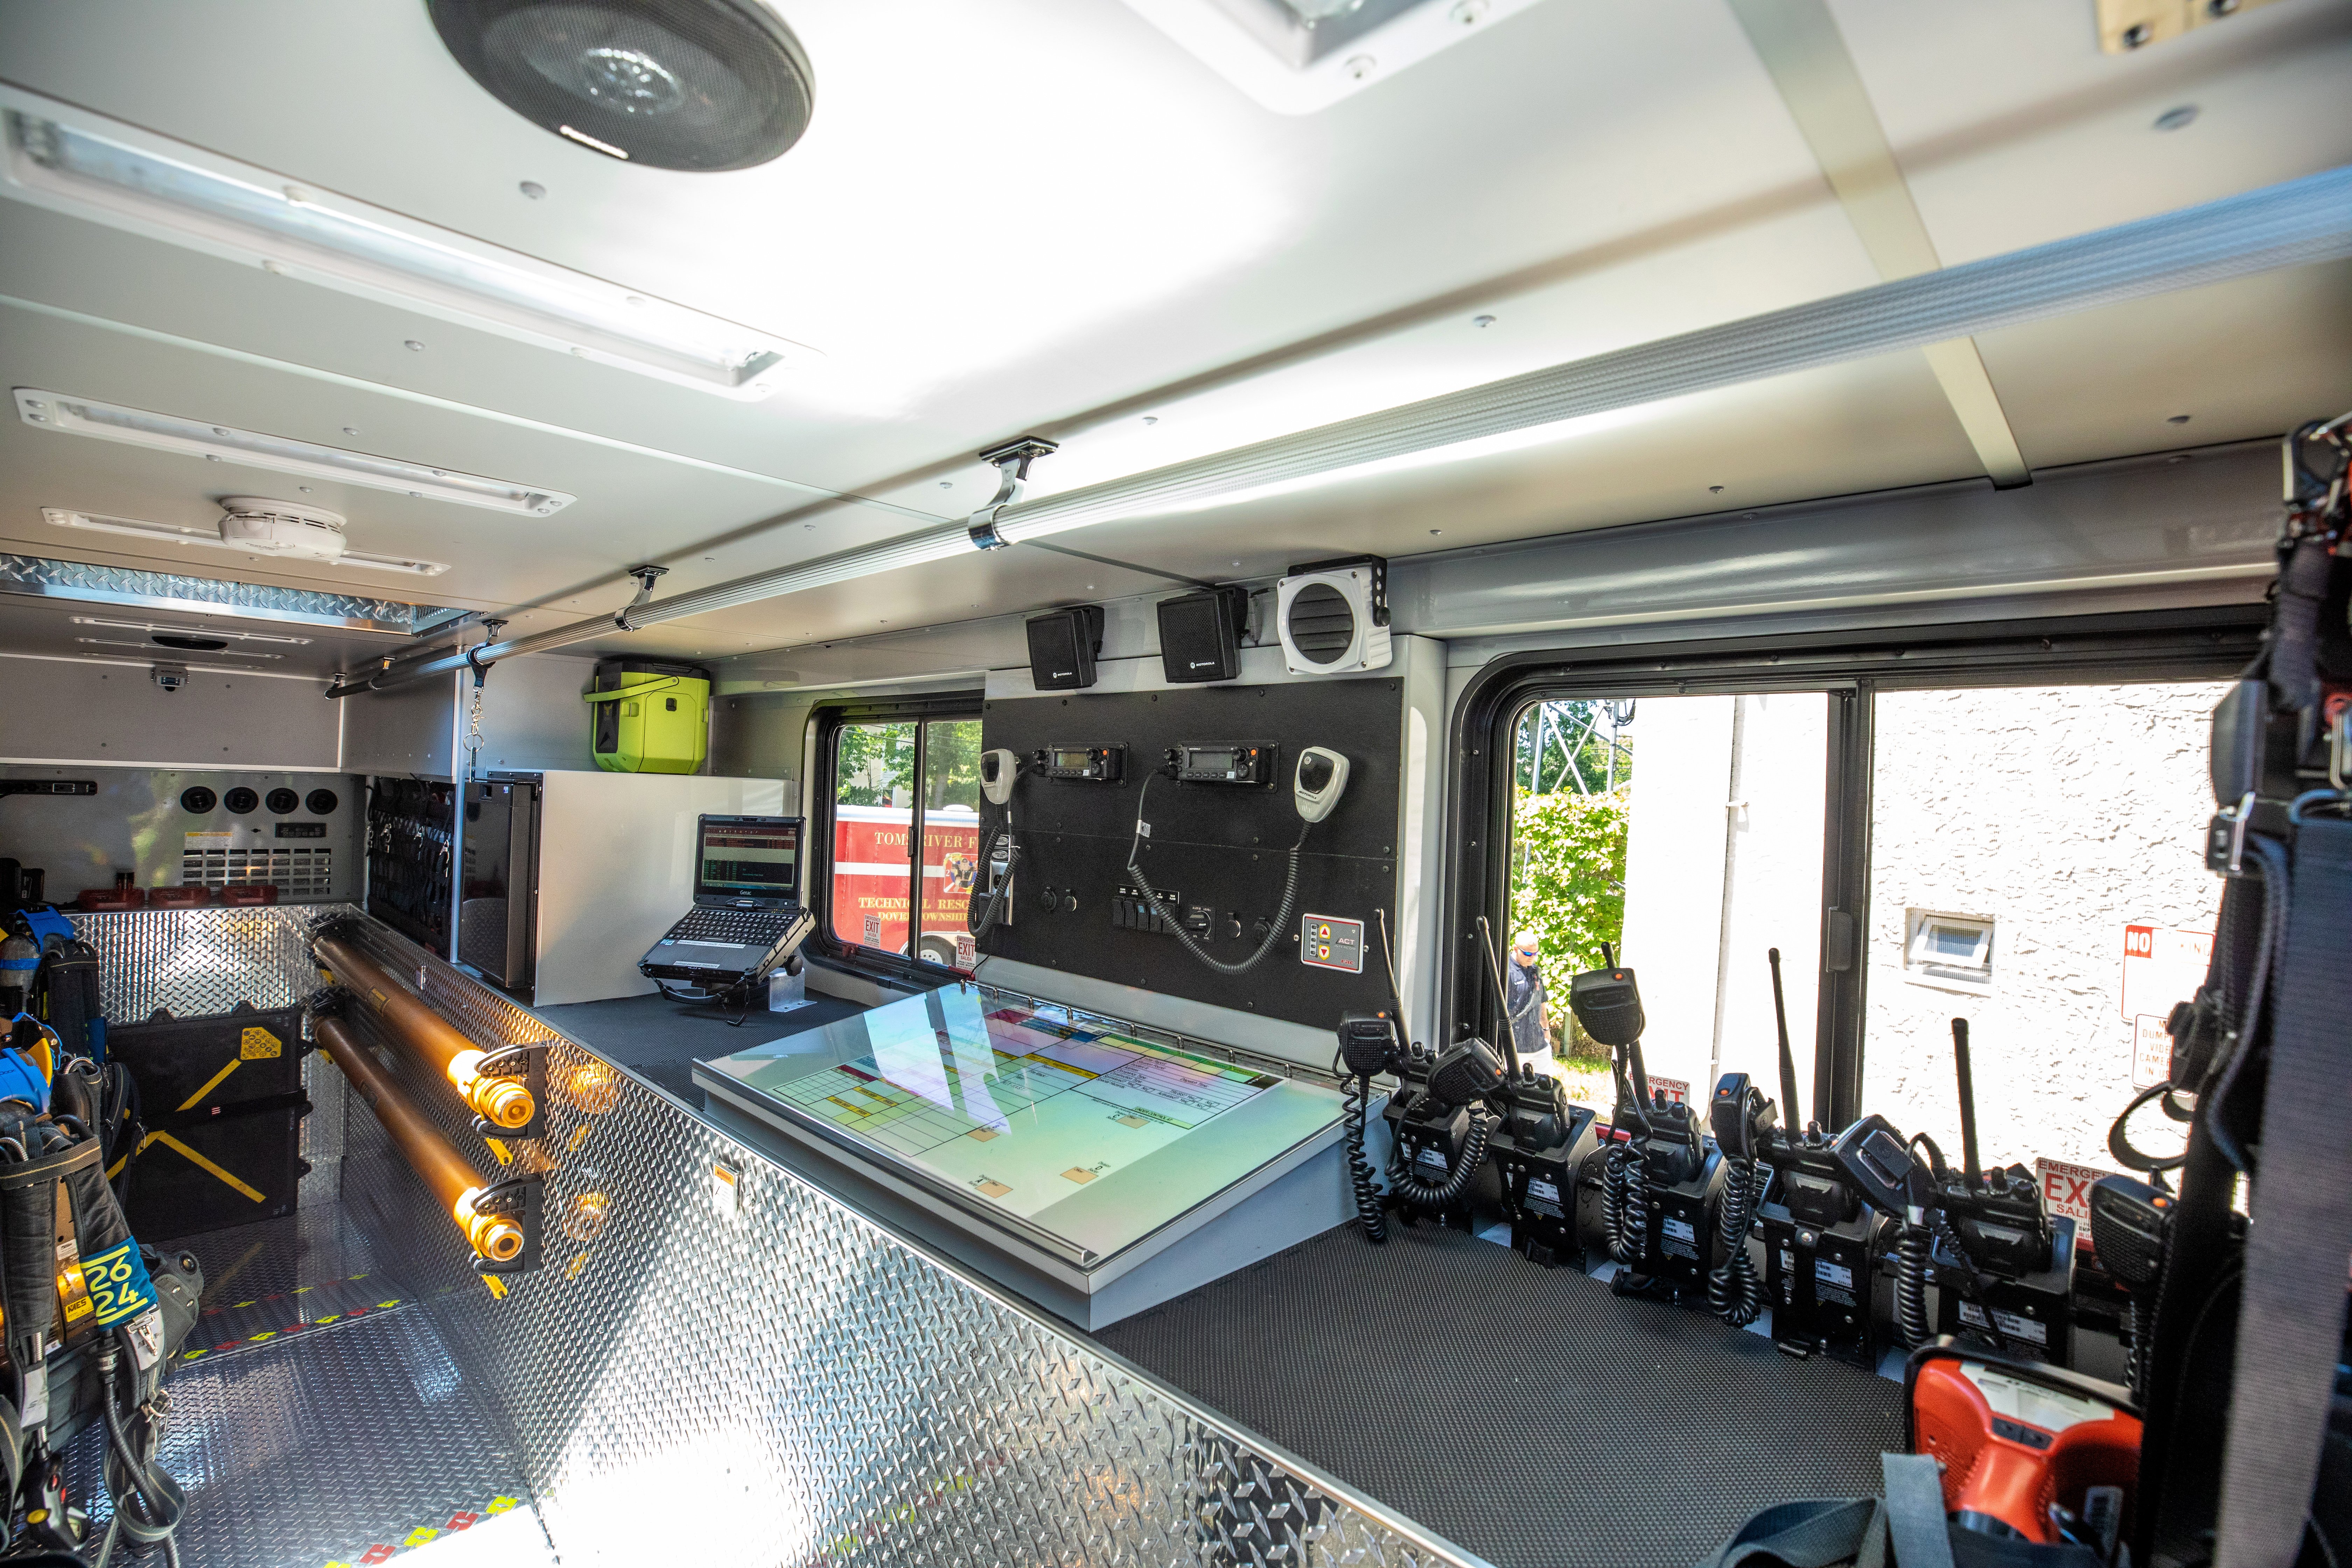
(758, 998), (1280, 1220)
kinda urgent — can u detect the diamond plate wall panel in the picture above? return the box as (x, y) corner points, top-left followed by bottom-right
(0, 551), (448, 631)
(70, 907), (316, 1023)
(87, 907), (1488, 1568)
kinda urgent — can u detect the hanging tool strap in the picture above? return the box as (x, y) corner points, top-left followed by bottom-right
(2213, 812), (2352, 1568)
(581, 677), (680, 702)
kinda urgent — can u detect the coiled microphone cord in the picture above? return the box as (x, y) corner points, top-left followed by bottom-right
(966, 819), (1021, 939)
(1895, 1219), (1933, 1348)
(1709, 1157), (1764, 1325)
(1341, 1071), (1387, 1243)
(1125, 774), (1304, 976)
(1604, 1140), (1647, 1267)
(1386, 1107), (1492, 1211)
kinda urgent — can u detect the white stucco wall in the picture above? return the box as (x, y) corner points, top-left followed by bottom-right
(1860, 682), (2226, 1172)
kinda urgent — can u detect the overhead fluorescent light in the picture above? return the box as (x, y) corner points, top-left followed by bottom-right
(41, 507), (453, 577)
(0, 85), (814, 399)
(70, 615), (311, 645)
(19, 393), (563, 519)
(1121, 0), (1550, 113)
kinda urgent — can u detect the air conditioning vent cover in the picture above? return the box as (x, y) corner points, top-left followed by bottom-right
(429, 0), (816, 171)
(1276, 558), (1391, 675)
(218, 497), (349, 563)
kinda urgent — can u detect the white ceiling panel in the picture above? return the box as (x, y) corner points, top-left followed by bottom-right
(0, 0), (2345, 677)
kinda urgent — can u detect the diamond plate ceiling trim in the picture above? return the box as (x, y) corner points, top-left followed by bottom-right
(0, 552), (452, 634)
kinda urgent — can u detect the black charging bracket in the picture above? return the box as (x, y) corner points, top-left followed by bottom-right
(471, 1038), (552, 1142)
(472, 1171), (545, 1278)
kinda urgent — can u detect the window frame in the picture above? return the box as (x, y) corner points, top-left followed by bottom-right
(1444, 606), (2261, 1128)
(807, 691), (985, 982)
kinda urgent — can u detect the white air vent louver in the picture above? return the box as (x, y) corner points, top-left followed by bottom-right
(1276, 556), (1391, 675)
(218, 497), (348, 562)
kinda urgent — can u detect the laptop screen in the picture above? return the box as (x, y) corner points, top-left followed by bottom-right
(696, 815), (801, 903)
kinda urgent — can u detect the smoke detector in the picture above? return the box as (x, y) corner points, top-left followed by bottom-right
(1276, 555), (1391, 675)
(218, 496), (349, 562)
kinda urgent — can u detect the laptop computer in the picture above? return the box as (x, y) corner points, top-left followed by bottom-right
(638, 814), (815, 990)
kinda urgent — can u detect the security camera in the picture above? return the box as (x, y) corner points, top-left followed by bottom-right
(151, 663), (189, 693)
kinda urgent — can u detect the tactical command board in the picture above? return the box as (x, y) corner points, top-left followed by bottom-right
(694, 983), (1355, 1326)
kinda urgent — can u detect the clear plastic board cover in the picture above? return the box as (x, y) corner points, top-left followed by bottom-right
(701, 986), (1342, 1264)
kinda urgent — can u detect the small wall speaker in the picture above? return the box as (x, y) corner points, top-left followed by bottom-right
(1276, 555), (1390, 676)
(1157, 586), (1250, 684)
(1026, 604), (1104, 691)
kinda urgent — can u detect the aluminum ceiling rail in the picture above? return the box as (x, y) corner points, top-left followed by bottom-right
(331, 162), (2352, 698)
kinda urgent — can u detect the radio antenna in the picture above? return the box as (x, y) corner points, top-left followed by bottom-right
(1767, 947), (1804, 1133)
(1950, 1017), (1983, 1190)
(1475, 916), (1522, 1075)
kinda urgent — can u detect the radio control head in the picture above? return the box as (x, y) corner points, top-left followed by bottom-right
(1294, 745), (1349, 822)
(979, 747), (1020, 805)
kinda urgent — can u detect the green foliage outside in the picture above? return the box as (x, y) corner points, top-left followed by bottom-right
(835, 719), (984, 811)
(1508, 784), (1631, 1014)
(1509, 782), (1631, 1104)
(835, 721), (916, 807)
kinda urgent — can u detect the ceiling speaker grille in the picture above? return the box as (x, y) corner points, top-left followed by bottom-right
(1284, 582), (1356, 665)
(429, 0), (814, 171)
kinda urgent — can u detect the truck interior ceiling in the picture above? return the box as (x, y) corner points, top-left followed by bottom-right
(0, 2), (2348, 1565)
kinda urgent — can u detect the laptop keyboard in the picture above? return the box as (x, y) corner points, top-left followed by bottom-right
(669, 906), (799, 946)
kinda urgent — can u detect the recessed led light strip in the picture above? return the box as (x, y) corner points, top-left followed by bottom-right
(76, 637), (280, 659)
(19, 395), (568, 517)
(70, 615), (311, 645)
(0, 87), (814, 398)
(338, 160), (2352, 696)
(41, 508), (452, 576)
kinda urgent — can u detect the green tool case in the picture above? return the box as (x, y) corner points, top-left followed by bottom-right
(585, 657), (713, 774)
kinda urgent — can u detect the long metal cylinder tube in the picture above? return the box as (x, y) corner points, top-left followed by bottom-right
(316, 1016), (524, 1263)
(315, 936), (534, 1130)
(328, 162), (2352, 701)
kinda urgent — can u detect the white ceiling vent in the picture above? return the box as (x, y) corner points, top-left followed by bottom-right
(1276, 555), (1391, 675)
(219, 497), (348, 563)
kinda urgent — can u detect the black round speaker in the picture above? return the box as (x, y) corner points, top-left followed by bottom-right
(223, 787), (259, 815)
(428, 0), (814, 171)
(306, 789), (341, 816)
(266, 787), (301, 814)
(1284, 582), (1357, 667)
(179, 786), (218, 814)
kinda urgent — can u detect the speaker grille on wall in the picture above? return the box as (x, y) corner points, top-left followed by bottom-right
(1283, 581), (1356, 666)
(1275, 556), (1390, 676)
(428, 0), (816, 171)
(1026, 605), (1104, 691)
(1156, 586), (1249, 684)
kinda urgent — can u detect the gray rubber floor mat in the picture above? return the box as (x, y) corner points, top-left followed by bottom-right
(1095, 1219), (1906, 1568)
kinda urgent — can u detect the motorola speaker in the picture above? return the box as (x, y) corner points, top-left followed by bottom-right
(1156, 586), (1250, 685)
(427, 0), (816, 171)
(1276, 555), (1391, 676)
(1025, 604), (1104, 692)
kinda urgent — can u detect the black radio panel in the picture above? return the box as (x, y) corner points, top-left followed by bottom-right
(979, 679), (1399, 1031)
(1169, 742), (1276, 786)
(1038, 743), (1124, 783)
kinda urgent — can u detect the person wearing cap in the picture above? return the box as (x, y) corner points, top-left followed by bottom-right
(1504, 931), (1554, 1074)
